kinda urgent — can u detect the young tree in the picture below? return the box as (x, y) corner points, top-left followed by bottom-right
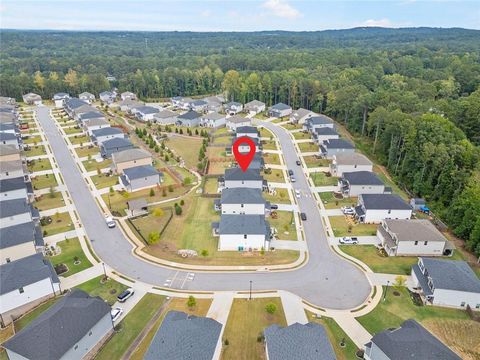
(149, 188), (155, 197)
(265, 303), (277, 315)
(187, 295), (196, 308)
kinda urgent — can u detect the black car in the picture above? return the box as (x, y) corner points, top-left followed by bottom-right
(296, 160), (301, 166)
(288, 169), (294, 176)
(300, 213), (307, 221)
(270, 204), (279, 210)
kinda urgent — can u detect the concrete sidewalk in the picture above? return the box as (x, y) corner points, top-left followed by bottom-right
(206, 292), (235, 325)
(327, 311), (372, 348)
(279, 291), (308, 325)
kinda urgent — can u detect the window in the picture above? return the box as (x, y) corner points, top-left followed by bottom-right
(241, 204), (244, 208)
(475, 304), (480, 309)
(6, 258), (10, 263)
(244, 234), (247, 239)
(19, 287), (24, 294)
(424, 241), (428, 246)
(387, 209), (391, 214)
(460, 302), (466, 307)
(89, 331), (92, 336)
(74, 345), (78, 350)
(414, 241), (418, 245)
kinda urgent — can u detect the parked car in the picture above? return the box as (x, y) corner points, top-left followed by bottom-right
(339, 237), (359, 244)
(105, 215), (116, 228)
(341, 206), (355, 215)
(117, 288), (135, 303)
(295, 189), (301, 198)
(290, 175), (296, 183)
(300, 213), (307, 221)
(296, 160), (301, 166)
(270, 204), (279, 210)
(111, 307), (123, 322)
(288, 170), (294, 176)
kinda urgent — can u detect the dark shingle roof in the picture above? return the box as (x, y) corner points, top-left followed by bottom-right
(123, 165), (160, 180)
(420, 258), (480, 293)
(360, 194), (411, 210)
(264, 322), (336, 360)
(314, 127), (338, 135)
(191, 99), (207, 106)
(227, 115), (250, 124)
(201, 112), (225, 121)
(236, 126), (258, 134)
(369, 319), (461, 360)
(0, 222), (37, 249)
(324, 138), (354, 149)
(101, 137), (133, 150)
(221, 188), (265, 204)
(0, 253), (59, 295)
(3, 290), (111, 360)
(91, 127), (123, 137)
(218, 214), (270, 235)
(144, 311), (222, 360)
(224, 168), (262, 181)
(307, 115), (334, 125)
(0, 198), (31, 218)
(271, 102), (291, 110)
(135, 106), (159, 115)
(79, 111), (104, 120)
(177, 110), (201, 120)
(0, 132), (17, 141)
(154, 109), (177, 119)
(0, 176), (27, 192)
(343, 171), (384, 186)
(64, 98), (88, 110)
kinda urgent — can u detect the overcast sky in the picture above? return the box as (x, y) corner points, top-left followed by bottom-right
(1, 0), (479, 31)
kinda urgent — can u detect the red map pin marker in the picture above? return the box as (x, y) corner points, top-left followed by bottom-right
(233, 136), (256, 172)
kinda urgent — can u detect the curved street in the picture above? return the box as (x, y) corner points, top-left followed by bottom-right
(35, 106), (371, 310)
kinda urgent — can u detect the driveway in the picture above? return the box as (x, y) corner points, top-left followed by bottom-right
(36, 107), (371, 310)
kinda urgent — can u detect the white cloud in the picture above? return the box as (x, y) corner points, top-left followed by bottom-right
(262, 0), (302, 20)
(360, 18), (395, 27)
(200, 10), (211, 17)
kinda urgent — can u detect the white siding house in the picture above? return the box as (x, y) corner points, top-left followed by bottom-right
(91, 127), (125, 145)
(244, 100), (265, 115)
(339, 171), (385, 197)
(226, 116), (251, 131)
(215, 214), (270, 251)
(330, 153), (373, 177)
(120, 165), (163, 192)
(355, 194), (412, 224)
(268, 103), (292, 118)
(216, 188), (266, 215)
(200, 112), (226, 128)
(221, 168), (264, 191)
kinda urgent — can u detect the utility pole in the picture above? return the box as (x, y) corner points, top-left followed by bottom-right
(249, 280), (253, 300)
(383, 280), (390, 302)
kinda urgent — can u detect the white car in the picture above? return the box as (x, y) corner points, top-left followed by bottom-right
(105, 215), (116, 228)
(295, 189), (301, 198)
(339, 237), (359, 244)
(290, 176), (296, 183)
(111, 307), (123, 322)
(117, 288), (135, 303)
(341, 206), (355, 215)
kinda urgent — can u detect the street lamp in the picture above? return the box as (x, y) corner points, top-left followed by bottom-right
(383, 280), (390, 302)
(249, 280), (253, 301)
(102, 262), (107, 280)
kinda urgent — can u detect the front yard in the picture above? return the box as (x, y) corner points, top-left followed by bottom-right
(329, 216), (377, 237)
(303, 155), (331, 168)
(69, 134), (90, 145)
(41, 211), (75, 237)
(27, 158), (52, 172)
(24, 145), (47, 157)
(222, 298), (287, 360)
(75, 275), (128, 305)
(262, 140), (277, 151)
(298, 142), (318, 153)
(293, 131), (311, 140)
(311, 172), (338, 186)
(90, 173), (119, 189)
(259, 127), (274, 139)
(82, 158), (112, 172)
(262, 168), (286, 183)
(319, 192), (357, 209)
(264, 188), (291, 204)
(34, 192), (64, 211)
(47, 237), (93, 276)
(263, 152), (281, 165)
(31, 173), (58, 190)
(75, 145), (99, 158)
(63, 126), (83, 135)
(22, 135), (42, 145)
(269, 211), (297, 241)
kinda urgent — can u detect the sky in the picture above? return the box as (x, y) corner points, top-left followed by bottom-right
(1, 0), (479, 32)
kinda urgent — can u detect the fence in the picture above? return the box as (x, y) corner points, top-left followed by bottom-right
(127, 206), (173, 245)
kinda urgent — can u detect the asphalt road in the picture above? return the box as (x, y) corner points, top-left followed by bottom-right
(36, 107), (371, 309)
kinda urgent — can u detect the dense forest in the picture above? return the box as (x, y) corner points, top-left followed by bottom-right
(1, 28), (479, 254)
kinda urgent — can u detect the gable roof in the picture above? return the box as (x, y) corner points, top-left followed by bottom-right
(0, 198), (32, 218)
(221, 188), (265, 205)
(0, 176), (28, 192)
(4, 289), (111, 360)
(79, 91), (95, 99)
(343, 171), (384, 186)
(0, 159), (23, 173)
(307, 115), (334, 125)
(383, 219), (448, 243)
(135, 106), (159, 115)
(91, 127), (123, 137)
(369, 319), (461, 360)
(154, 109), (177, 119)
(224, 168), (262, 181)
(291, 108), (313, 119)
(53, 93), (70, 100)
(333, 152), (372, 166)
(79, 111), (104, 120)
(177, 110), (201, 120)
(271, 102), (291, 110)
(201, 112), (225, 121)
(123, 165), (160, 180)
(314, 127), (338, 136)
(324, 138), (355, 149)
(191, 99), (207, 106)
(420, 258), (480, 293)
(218, 214), (270, 235)
(0, 253), (58, 295)
(144, 311), (222, 360)
(225, 101), (242, 108)
(64, 98), (89, 110)
(0, 144), (19, 156)
(85, 118), (109, 127)
(360, 194), (411, 210)
(236, 126), (258, 134)
(0, 132), (17, 141)
(100, 137), (133, 150)
(112, 148), (151, 164)
(0, 222), (38, 249)
(227, 115), (250, 124)
(264, 322), (336, 360)
(245, 100), (265, 107)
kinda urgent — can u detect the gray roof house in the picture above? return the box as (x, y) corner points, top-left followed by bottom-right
(78, 91), (96, 103)
(153, 109), (178, 125)
(221, 168), (265, 190)
(364, 319), (461, 360)
(121, 91), (137, 101)
(244, 100), (266, 114)
(120, 165), (163, 192)
(144, 311), (222, 360)
(22, 93), (42, 105)
(330, 152), (373, 176)
(3, 289), (113, 360)
(52, 92), (70, 100)
(226, 115), (251, 131)
(411, 257), (480, 308)
(224, 101), (243, 115)
(99, 91), (116, 104)
(0, 222), (43, 264)
(340, 171), (385, 197)
(312, 127), (339, 143)
(0, 132), (19, 147)
(215, 187), (267, 215)
(236, 125), (259, 138)
(0, 198), (37, 229)
(133, 105), (160, 122)
(355, 194), (412, 224)
(117, 99), (145, 112)
(216, 214), (271, 251)
(0, 176), (32, 202)
(303, 115), (335, 132)
(264, 322), (336, 360)
(100, 137), (134, 158)
(176, 110), (202, 127)
(290, 108), (314, 124)
(268, 102), (292, 118)
(378, 219), (453, 257)
(320, 139), (355, 158)
(0, 159), (25, 180)
(64, 98), (89, 116)
(78, 111), (106, 123)
(91, 127), (125, 145)
(190, 99), (208, 112)
(200, 112), (226, 128)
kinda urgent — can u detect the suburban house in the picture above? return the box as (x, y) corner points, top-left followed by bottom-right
(99, 91), (116, 104)
(0, 198), (38, 229)
(0, 132), (19, 147)
(133, 106), (159, 122)
(153, 109), (178, 124)
(411, 257), (480, 308)
(220, 168), (265, 190)
(79, 91), (96, 104)
(91, 127), (125, 145)
(22, 93), (42, 105)
(330, 153), (373, 177)
(120, 165), (163, 192)
(144, 311), (222, 360)
(117, 99), (144, 113)
(100, 138), (134, 158)
(364, 319), (461, 360)
(0, 123), (19, 136)
(320, 138), (355, 158)
(120, 91), (137, 101)
(112, 148), (152, 173)
(176, 97), (194, 110)
(355, 194), (412, 224)
(340, 171), (385, 197)
(290, 108), (314, 124)
(0, 145), (21, 162)
(52, 93), (70, 108)
(244, 100), (265, 115)
(236, 126), (259, 139)
(215, 214), (271, 251)
(64, 98), (89, 118)
(204, 95), (224, 113)
(200, 112), (226, 128)
(312, 127), (340, 144)
(0, 159), (25, 180)
(226, 137), (261, 155)
(264, 322), (336, 360)
(378, 219), (453, 257)
(0, 253), (60, 327)
(215, 188), (267, 215)
(0, 222), (43, 264)
(85, 118), (110, 135)
(190, 99), (208, 112)
(248, 153), (265, 170)
(3, 289), (113, 360)
(226, 116), (251, 131)
(0, 177), (33, 202)
(78, 111), (106, 125)
(176, 110), (202, 127)
(72, 105), (98, 121)
(224, 101), (243, 115)
(268, 103), (292, 118)
(170, 96), (184, 107)
(303, 115), (335, 132)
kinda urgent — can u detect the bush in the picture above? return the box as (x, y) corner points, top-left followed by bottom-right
(152, 208), (164, 217)
(265, 303), (277, 314)
(187, 295), (196, 308)
(183, 177), (192, 186)
(147, 231), (160, 244)
(201, 249), (209, 256)
(180, 199), (185, 206)
(149, 188), (155, 197)
(175, 204), (182, 215)
(162, 188), (167, 197)
(168, 184), (174, 192)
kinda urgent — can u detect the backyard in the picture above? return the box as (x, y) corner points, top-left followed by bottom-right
(47, 237), (93, 276)
(41, 211), (75, 237)
(75, 275), (128, 305)
(269, 211), (297, 241)
(329, 216), (377, 237)
(128, 208), (173, 244)
(311, 172), (338, 186)
(319, 192), (357, 209)
(203, 177), (219, 194)
(222, 298), (287, 360)
(31, 173), (58, 190)
(163, 135), (203, 168)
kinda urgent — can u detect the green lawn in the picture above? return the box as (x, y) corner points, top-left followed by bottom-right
(23, 135), (42, 144)
(47, 238), (93, 276)
(82, 158), (112, 172)
(319, 192), (357, 209)
(282, 123), (303, 130)
(293, 131), (311, 140)
(264, 188), (291, 204)
(64, 126), (83, 135)
(27, 158), (52, 172)
(263, 152), (281, 165)
(303, 155), (331, 168)
(259, 127), (274, 139)
(203, 177), (219, 194)
(128, 208), (173, 244)
(306, 311), (358, 360)
(373, 165), (409, 201)
(41, 211), (75, 237)
(31, 173), (58, 190)
(34, 192), (64, 211)
(329, 216), (377, 237)
(90, 173), (119, 189)
(311, 172), (338, 186)
(69, 134), (90, 145)
(262, 140), (278, 151)
(222, 298), (287, 360)
(75, 146), (99, 158)
(75, 275), (128, 305)
(298, 142), (318, 153)
(24, 145), (47, 157)
(269, 211), (297, 240)
(262, 168), (286, 183)
(164, 135), (203, 168)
